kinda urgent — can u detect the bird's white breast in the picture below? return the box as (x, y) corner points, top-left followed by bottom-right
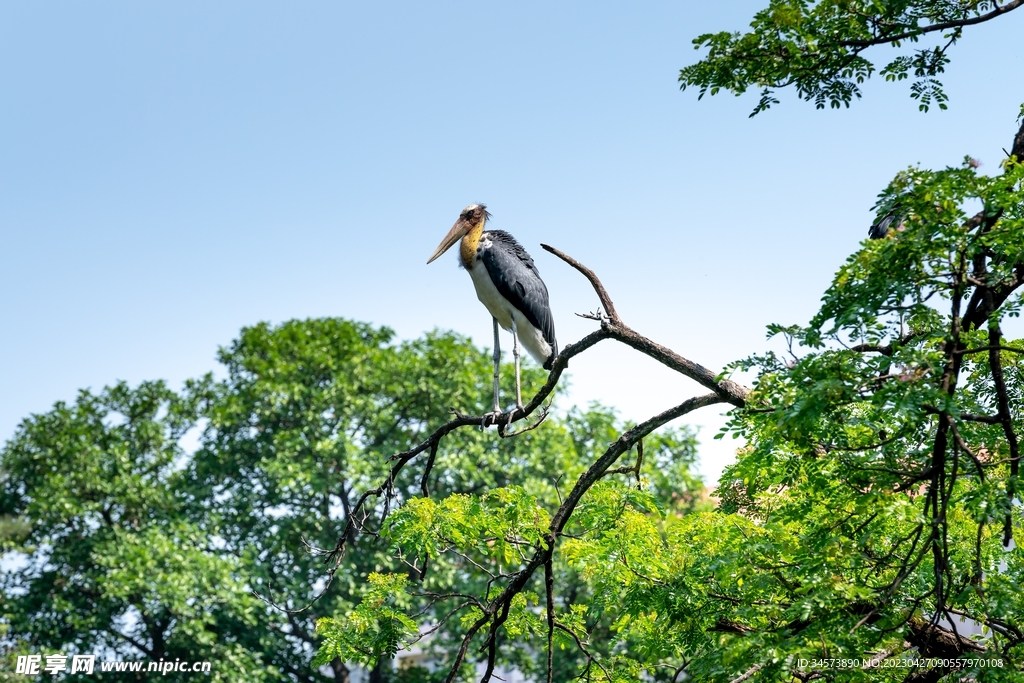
(468, 257), (515, 330)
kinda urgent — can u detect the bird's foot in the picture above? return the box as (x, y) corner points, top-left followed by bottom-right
(498, 403), (551, 438)
(481, 410), (504, 430)
(497, 405), (524, 435)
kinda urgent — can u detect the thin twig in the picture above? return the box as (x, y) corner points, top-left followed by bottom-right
(729, 664), (762, 683)
(553, 621), (613, 681)
(543, 243), (749, 406)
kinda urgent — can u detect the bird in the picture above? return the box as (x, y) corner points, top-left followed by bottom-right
(868, 204), (906, 240)
(427, 204), (557, 422)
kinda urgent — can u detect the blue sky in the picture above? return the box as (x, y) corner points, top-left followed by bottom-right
(2, 2), (1022, 481)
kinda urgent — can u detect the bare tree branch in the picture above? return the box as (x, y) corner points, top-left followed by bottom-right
(541, 244), (621, 324)
(299, 249), (747, 606)
(542, 243), (750, 407)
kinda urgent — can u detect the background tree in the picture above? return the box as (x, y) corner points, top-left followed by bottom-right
(315, 119), (1024, 682)
(0, 319), (706, 682)
(190, 318), (705, 681)
(0, 381), (276, 682)
(312, 2), (1024, 678)
(6, 4), (1023, 682)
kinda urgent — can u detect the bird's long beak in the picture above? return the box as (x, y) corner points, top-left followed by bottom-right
(427, 219), (468, 264)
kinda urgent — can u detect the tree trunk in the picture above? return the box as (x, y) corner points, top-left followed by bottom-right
(330, 658), (349, 683)
(368, 658), (388, 683)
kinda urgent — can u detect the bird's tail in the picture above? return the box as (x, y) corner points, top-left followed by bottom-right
(543, 344), (558, 371)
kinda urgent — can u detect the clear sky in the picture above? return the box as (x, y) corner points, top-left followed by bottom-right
(2, 2), (1022, 482)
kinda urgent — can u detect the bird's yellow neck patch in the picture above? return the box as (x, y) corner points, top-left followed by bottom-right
(459, 219), (484, 268)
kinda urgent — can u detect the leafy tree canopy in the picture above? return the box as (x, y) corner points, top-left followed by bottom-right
(0, 319), (705, 682)
(679, 0), (1024, 114)
(306, 13), (1024, 672)
(0, 381), (275, 682)
(6, 6), (1024, 683)
(315, 137), (1024, 683)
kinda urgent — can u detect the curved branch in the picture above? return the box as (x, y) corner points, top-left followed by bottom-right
(541, 244), (621, 324)
(320, 247), (748, 570)
(839, 0), (1024, 48)
(444, 392), (724, 680)
(321, 326), (612, 565)
(543, 243), (749, 406)
(280, 248), (744, 629)
(551, 392), (723, 533)
(605, 323), (749, 406)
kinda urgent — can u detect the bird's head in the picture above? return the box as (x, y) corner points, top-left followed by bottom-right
(427, 204), (491, 264)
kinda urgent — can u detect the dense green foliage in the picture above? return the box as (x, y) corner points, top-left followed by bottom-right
(0, 320), (704, 682)
(0, 382), (274, 682)
(314, 411), (706, 682)
(701, 155), (1024, 680)
(679, 0), (1023, 114)
(315, 153), (1024, 682)
(5, 6), (1024, 682)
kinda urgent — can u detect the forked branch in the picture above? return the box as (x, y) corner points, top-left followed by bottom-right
(542, 243), (749, 407)
(311, 247), (749, 572)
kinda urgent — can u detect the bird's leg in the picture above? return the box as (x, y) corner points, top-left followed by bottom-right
(484, 317), (502, 429)
(491, 317), (502, 413)
(511, 317), (523, 411)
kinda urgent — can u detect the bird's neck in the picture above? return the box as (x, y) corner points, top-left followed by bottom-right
(459, 220), (484, 268)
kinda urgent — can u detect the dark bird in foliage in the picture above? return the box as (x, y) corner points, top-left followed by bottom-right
(427, 204), (557, 419)
(868, 204), (907, 240)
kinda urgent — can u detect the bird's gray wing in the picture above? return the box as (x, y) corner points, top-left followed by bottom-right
(480, 231), (557, 363)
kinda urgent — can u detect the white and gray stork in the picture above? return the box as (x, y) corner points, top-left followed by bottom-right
(427, 204), (557, 420)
